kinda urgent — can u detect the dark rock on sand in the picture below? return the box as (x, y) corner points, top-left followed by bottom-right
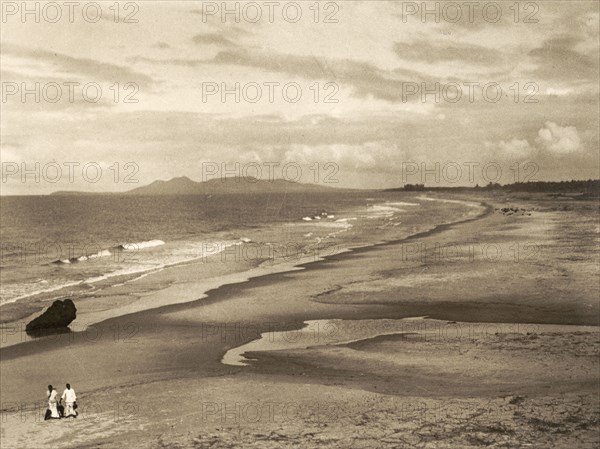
(25, 299), (77, 333)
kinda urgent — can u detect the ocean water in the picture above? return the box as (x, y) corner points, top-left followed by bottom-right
(0, 191), (480, 313)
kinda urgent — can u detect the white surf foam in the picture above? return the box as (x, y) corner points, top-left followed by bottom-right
(119, 239), (165, 251)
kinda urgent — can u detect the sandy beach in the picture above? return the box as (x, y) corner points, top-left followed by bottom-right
(1, 192), (598, 449)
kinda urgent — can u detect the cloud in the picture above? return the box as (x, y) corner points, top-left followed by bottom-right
(2, 43), (156, 89)
(129, 47), (439, 102)
(208, 49), (437, 102)
(128, 56), (203, 68)
(394, 40), (504, 66)
(497, 139), (533, 156)
(489, 122), (583, 157)
(0, 143), (23, 163)
(535, 121), (582, 154)
(545, 87), (572, 96)
(0, 68), (122, 111)
(192, 33), (237, 47)
(527, 36), (598, 81)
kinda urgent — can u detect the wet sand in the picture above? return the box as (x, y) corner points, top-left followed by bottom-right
(1, 192), (598, 448)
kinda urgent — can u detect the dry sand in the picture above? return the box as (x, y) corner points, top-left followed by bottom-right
(1, 193), (598, 448)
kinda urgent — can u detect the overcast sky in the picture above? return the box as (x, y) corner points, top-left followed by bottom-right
(1, 1), (598, 194)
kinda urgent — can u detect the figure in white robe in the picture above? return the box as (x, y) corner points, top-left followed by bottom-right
(61, 384), (77, 418)
(47, 386), (60, 419)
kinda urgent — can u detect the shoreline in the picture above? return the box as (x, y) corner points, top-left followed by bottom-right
(0, 192), (405, 321)
(3, 193), (597, 364)
(1, 195), (490, 349)
(4, 193), (598, 359)
(1, 192), (598, 448)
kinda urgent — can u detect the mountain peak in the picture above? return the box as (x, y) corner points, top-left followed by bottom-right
(204, 176), (286, 184)
(168, 176), (194, 183)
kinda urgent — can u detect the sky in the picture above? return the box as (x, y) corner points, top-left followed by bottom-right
(1, 0), (599, 194)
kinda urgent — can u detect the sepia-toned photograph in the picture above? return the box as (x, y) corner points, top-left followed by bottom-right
(1, 1), (599, 448)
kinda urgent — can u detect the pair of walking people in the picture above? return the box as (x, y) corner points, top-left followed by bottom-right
(46, 384), (77, 420)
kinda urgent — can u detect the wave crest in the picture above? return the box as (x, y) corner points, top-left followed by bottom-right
(117, 239), (165, 251)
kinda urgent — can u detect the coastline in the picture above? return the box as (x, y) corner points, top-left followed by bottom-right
(0, 193), (486, 347)
(1, 192), (598, 449)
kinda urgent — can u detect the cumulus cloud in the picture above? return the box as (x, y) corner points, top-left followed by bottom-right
(535, 121), (582, 154)
(489, 122), (583, 157)
(497, 139), (533, 156)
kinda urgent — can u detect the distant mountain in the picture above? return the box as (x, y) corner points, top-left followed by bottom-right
(48, 190), (109, 196)
(51, 176), (344, 196)
(125, 176), (202, 195)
